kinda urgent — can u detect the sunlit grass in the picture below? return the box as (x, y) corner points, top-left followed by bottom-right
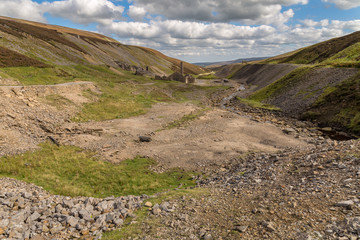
(0, 143), (196, 198)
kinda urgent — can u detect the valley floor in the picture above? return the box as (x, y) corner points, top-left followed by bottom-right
(0, 80), (359, 239)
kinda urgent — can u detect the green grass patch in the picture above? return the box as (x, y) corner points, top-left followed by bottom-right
(334, 108), (360, 134)
(350, 112), (360, 133)
(314, 86), (338, 104)
(197, 74), (217, 79)
(296, 87), (322, 100)
(236, 97), (281, 111)
(322, 42), (360, 68)
(73, 85), (154, 121)
(0, 66), (74, 85)
(162, 108), (209, 130)
(304, 71), (360, 135)
(0, 143), (196, 198)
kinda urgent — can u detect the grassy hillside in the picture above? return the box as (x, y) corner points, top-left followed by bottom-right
(0, 46), (48, 67)
(302, 71), (360, 134)
(0, 16), (205, 75)
(221, 31), (360, 135)
(139, 47), (207, 75)
(265, 31), (360, 66)
(246, 66), (360, 135)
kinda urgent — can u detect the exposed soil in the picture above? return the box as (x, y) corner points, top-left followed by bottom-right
(0, 81), (98, 156)
(61, 105), (307, 171)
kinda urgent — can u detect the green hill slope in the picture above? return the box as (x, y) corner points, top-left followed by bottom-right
(266, 31), (360, 67)
(222, 31), (360, 136)
(0, 16), (205, 76)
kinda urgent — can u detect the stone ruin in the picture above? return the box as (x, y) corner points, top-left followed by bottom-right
(166, 72), (195, 84)
(114, 61), (154, 77)
(155, 62), (195, 84)
(115, 61), (195, 84)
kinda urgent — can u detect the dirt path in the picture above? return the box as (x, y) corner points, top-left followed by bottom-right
(61, 103), (308, 171)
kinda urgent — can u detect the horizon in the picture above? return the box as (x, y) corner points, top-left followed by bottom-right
(0, 0), (360, 62)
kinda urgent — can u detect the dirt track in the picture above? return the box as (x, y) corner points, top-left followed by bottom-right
(62, 103), (307, 171)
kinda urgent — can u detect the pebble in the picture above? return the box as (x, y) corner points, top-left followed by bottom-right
(262, 221), (276, 232)
(234, 225), (248, 233)
(139, 136), (152, 142)
(203, 233), (212, 240)
(145, 201), (153, 207)
(335, 200), (354, 209)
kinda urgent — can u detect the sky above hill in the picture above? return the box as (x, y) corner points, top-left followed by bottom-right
(0, 0), (360, 62)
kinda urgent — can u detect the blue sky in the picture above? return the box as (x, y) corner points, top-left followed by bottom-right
(1, 0), (360, 62)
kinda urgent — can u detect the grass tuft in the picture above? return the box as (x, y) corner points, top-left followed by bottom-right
(236, 97), (281, 111)
(43, 94), (74, 110)
(163, 108), (209, 130)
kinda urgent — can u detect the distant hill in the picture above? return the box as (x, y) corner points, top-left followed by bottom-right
(218, 31), (360, 136)
(193, 57), (268, 67)
(0, 16), (205, 75)
(264, 31), (360, 67)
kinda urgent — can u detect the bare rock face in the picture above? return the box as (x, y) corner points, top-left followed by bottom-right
(0, 178), (146, 240)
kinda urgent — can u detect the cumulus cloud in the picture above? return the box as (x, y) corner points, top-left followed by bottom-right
(100, 18), (360, 62)
(0, 0), (46, 22)
(42, 0), (124, 25)
(128, 0), (307, 25)
(101, 20), (275, 40)
(322, 0), (360, 9)
(128, 5), (147, 21)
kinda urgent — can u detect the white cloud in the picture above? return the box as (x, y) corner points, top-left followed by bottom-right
(101, 18), (360, 62)
(300, 19), (329, 27)
(101, 20), (275, 41)
(322, 0), (360, 9)
(128, 5), (147, 21)
(42, 0), (124, 25)
(0, 0), (46, 22)
(129, 0), (307, 25)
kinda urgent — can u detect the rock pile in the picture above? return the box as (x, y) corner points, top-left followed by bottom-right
(131, 138), (359, 239)
(0, 178), (145, 239)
